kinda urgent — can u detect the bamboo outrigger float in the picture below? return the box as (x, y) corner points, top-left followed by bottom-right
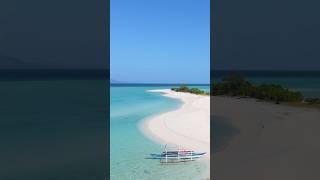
(148, 144), (206, 163)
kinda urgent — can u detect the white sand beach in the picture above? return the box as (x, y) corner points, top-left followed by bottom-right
(140, 90), (320, 179)
(140, 89), (210, 177)
(213, 96), (320, 180)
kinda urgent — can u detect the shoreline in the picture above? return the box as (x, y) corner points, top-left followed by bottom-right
(140, 89), (210, 179)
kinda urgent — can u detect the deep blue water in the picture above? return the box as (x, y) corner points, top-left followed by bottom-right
(0, 79), (108, 179)
(213, 70), (320, 77)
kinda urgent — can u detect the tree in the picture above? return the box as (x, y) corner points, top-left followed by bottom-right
(212, 73), (304, 103)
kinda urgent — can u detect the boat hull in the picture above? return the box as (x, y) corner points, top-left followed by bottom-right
(148, 152), (206, 160)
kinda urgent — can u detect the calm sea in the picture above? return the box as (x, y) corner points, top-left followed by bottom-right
(110, 85), (209, 180)
(0, 70), (108, 179)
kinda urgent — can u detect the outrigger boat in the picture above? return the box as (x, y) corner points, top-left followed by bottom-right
(148, 145), (206, 163)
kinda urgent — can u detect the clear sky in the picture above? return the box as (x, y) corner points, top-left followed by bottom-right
(111, 0), (210, 84)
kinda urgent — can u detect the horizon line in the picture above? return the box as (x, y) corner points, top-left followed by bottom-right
(111, 82), (210, 85)
(212, 69), (320, 71)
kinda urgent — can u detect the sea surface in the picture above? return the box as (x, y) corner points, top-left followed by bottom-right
(110, 85), (209, 180)
(0, 78), (107, 179)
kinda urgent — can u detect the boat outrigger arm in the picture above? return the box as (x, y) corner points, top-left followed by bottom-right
(148, 144), (206, 163)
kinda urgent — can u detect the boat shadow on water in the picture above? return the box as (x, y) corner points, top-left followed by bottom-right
(144, 158), (199, 165)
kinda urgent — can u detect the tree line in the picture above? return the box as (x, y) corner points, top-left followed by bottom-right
(212, 73), (303, 103)
(171, 86), (209, 95)
(171, 73), (320, 105)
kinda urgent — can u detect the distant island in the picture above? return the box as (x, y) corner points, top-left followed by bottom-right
(212, 73), (320, 105)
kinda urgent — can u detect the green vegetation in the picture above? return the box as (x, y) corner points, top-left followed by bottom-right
(171, 86), (209, 95)
(170, 74), (320, 106)
(213, 73), (304, 103)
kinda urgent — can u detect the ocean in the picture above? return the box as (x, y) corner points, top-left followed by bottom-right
(3, 70), (320, 179)
(110, 85), (209, 180)
(0, 70), (108, 179)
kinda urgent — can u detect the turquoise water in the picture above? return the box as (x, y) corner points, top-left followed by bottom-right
(110, 85), (209, 180)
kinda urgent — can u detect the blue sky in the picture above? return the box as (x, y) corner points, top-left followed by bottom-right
(111, 0), (210, 84)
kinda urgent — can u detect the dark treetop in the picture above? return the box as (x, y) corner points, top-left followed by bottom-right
(212, 73), (304, 103)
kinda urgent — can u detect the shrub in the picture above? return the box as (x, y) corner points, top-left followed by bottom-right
(212, 73), (304, 103)
(175, 85), (189, 92)
(172, 86), (208, 95)
(189, 88), (205, 94)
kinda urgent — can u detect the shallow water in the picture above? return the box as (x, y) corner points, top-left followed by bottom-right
(110, 85), (209, 180)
